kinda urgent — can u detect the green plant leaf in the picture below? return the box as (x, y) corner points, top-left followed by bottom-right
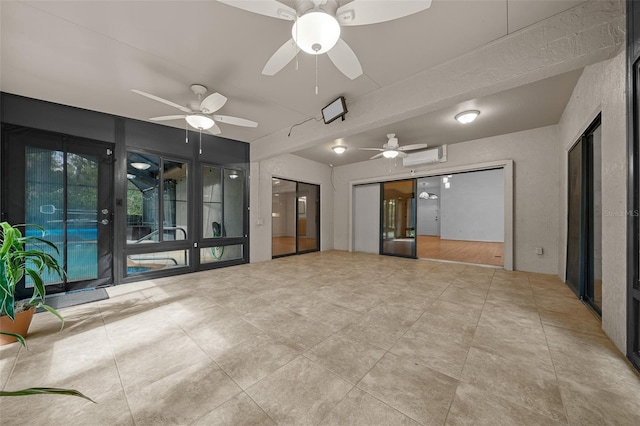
(0, 387), (95, 403)
(0, 331), (27, 347)
(35, 303), (65, 330)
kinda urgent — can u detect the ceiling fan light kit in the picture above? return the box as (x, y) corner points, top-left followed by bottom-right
(382, 150), (399, 159)
(185, 114), (215, 130)
(332, 145), (347, 154)
(292, 11), (341, 54)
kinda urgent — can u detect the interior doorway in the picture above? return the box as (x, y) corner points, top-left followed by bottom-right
(271, 178), (320, 258)
(415, 169), (504, 266)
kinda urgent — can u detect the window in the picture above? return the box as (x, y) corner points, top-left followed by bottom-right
(126, 152), (188, 243)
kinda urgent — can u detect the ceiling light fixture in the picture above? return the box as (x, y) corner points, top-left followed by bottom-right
(332, 145), (347, 155)
(131, 162), (151, 170)
(229, 170), (239, 180)
(185, 114), (215, 130)
(455, 110), (480, 124)
(126, 173), (136, 180)
(292, 11), (341, 55)
(382, 150), (399, 159)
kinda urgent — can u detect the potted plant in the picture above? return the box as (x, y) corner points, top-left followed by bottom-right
(0, 221), (64, 345)
(0, 221), (93, 401)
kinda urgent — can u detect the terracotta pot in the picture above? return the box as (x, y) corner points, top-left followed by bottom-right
(0, 307), (35, 345)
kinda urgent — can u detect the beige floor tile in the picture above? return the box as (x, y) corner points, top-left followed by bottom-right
(192, 392), (276, 425)
(271, 316), (334, 351)
(427, 299), (483, 324)
(358, 352), (459, 425)
(559, 378), (640, 426)
(304, 333), (386, 384)
(320, 388), (421, 425)
(247, 356), (353, 426)
(538, 308), (603, 336)
(126, 360), (240, 426)
(243, 306), (301, 331)
(445, 382), (566, 426)
(460, 347), (566, 423)
(391, 313), (476, 379)
(187, 316), (263, 358)
(215, 333), (301, 389)
(114, 332), (211, 389)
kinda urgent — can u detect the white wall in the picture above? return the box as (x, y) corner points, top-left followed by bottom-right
(439, 169), (504, 242)
(558, 50), (627, 352)
(249, 154), (334, 263)
(333, 125), (560, 274)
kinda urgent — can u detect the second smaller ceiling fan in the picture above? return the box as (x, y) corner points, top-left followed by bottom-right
(359, 133), (428, 160)
(131, 84), (258, 135)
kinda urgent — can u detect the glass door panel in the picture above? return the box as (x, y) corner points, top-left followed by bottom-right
(297, 182), (319, 253)
(566, 140), (583, 296)
(272, 178), (297, 257)
(381, 180), (416, 258)
(587, 124), (603, 314)
(13, 130), (114, 294)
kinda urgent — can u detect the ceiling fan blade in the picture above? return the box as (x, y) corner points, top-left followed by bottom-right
(370, 153), (384, 160)
(398, 143), (429, 151)
(149, 115), (187, 122)
(358, 148), (384, 151)
(131, 89), (192, 113)
(213, 115), (258, 128)
(217, 0), (296, 20)
(336, 0), (432, 26)
(262, 38), (299, 76)
(200, 92), (227, 114)
(326, 39), (363, 80)
(208, 124), (222, 135)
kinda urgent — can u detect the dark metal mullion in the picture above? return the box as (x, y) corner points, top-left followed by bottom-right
(158, 157), (164, 242)
(295, 181), (299, 255)
(62, 139), (69, 287)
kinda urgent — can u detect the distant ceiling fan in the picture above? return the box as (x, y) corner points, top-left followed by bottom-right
(131, 84), (258, 135)
(218, 0), (432, 80)
(359, 133), (428, 159)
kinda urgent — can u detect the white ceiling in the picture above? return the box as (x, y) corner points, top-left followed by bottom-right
(1, 0), (586, 165)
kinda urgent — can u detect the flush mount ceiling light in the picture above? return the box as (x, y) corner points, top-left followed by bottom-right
(382, 150), (399, 159)
(455, 110), (480, 124)
(229, 170), (239, 179)
(131, 162), (151, 170)
(332, 145), (347, 155)
(185, 114), (215, 130)
(292, 11), (341, 55)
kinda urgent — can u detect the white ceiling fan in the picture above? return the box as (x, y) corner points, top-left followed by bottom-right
(218, 0), (432, 80)
(359, 133), (428, 159)
(131, 84), (258, 135)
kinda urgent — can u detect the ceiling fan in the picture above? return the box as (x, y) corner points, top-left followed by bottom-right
(218, 0), (432, 80)
(131, 84), (258, 135)
(359, 133), (428, 160)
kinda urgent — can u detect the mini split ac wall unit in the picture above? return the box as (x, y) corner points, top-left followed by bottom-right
(402, 145), (446, 167)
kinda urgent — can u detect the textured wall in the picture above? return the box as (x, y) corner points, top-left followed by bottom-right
(558, 50), (627, 352)
(333, 125), (560, 274)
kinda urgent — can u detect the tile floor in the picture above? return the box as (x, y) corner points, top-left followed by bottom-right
(1, 251), (640, 425)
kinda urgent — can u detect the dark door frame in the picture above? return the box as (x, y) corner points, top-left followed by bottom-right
(1, 124), (115, 296)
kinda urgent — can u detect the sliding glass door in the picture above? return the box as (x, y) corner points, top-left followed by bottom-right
(381, 179), (416, 258)
(272, 178), (319, 257)
(566, 115), (602, 315)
